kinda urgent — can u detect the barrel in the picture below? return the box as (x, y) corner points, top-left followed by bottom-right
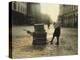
(33, 24), (47, 45)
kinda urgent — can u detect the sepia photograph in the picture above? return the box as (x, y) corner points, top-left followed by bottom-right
(9, 1), (78, 58)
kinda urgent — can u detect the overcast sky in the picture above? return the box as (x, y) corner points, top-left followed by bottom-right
(40, 3), (60, 22)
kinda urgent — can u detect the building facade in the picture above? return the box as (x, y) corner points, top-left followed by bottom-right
(58, 5), (78, 27)
(26, 2), (41, 24)
(12, 1), (27, 15)
(11, 1), (41, 25)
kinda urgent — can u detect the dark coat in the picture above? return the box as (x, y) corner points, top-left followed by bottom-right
(53, 26), (61, 37)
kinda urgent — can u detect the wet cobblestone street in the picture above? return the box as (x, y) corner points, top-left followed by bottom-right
(12, 26), (78, 58)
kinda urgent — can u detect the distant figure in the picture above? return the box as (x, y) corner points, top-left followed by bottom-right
(50, 21), (61, 45)
(47, 20), (51, 29)
(47, 23), (50, 29)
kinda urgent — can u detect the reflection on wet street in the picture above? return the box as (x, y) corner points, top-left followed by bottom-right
(12, 26), (78, 58)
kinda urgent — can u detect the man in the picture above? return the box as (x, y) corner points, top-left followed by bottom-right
(50, 21), (61, 45)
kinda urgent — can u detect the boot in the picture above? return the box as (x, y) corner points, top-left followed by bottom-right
(55, 42), (59, 45)
(50, 41), (53, 44)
